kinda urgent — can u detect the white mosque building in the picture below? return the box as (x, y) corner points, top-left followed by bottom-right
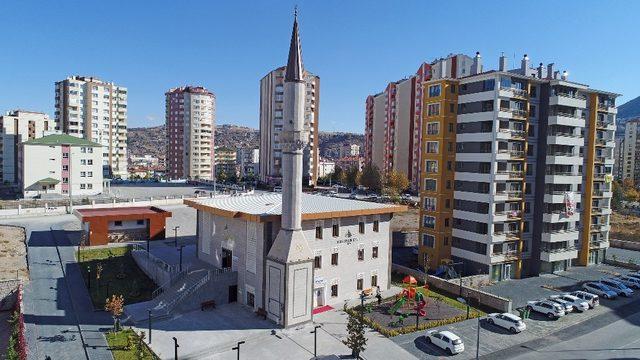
(185, 13), (405, 327)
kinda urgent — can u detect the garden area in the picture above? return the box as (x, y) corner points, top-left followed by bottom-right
(78, 246), (156, 309)
(346, 274), (483, 337)
(106, 329), (159, 360)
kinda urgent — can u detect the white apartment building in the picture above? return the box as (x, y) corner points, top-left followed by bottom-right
(55, 76), (128, 179)
(317, 159), (336, 178)
(340, 143), (360, 158)
(19, 134), (103, 198)
(259, 67), (319, 186)
(0, 110), (53, 184)
(620, 119), (640, 182)
(237, 148), (259, 179)
(165, 86), (216, 180)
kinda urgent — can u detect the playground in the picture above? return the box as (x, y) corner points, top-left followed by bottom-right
(351, 275), (481, 336)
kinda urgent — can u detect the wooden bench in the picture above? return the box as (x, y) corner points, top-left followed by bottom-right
(201, 300), (216, 311)
(255, 307), (268, 319)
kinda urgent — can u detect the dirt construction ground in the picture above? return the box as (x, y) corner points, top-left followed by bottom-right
(0, 225), (28, 281)
(391, 206), (419, 232)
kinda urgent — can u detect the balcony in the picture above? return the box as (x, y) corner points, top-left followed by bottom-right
(543, 211), (581, 223)
(546, 152), (583, 165)
(540, 247), (578, 262)
(499, 108), (528, 120)
(592, 189), (612, 198)
(591, 207), (612, 215)
(548, 112), (586, 127)
(497, 128), (527, 140)
(595, 120), (616, 130)
(547, 132), (584, 146)
(549, 92), (587, 109)
(499, 87), (529, 99)
(594, 138), (615, 148)
(544, 191), (580, 203)
(590, 224), (611, 232)
(496, 170), (524, 180)
(541, 229), (580, 243)
(590, 239), (610, 249)
(597, 103), (617, 114)
(491, 250), (521, 262)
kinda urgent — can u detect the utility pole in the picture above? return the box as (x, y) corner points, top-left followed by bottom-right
(173, 226), (180, 247)
(172, 337), (179, 360)
(310, 325), (321, 358)
(148, 309), (152, 344)
(177, 245), (185, 272)
(476, 310), (481, 359)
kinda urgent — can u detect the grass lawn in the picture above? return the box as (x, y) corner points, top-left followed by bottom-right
(106, 329), (158, 360)
(78, 246), (156, 309)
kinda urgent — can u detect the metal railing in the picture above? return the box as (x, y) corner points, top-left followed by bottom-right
(554, 92), (586, 100)
(162, 270), (211, 315)
(152, 266), (191, 299)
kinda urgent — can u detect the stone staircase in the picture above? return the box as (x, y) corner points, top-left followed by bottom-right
(125, 268), (210, 323)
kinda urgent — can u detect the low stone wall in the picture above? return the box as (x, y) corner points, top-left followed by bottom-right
(0, 279), (20, 311)
(392, 231), (418, 248)
(391, 264), (512, 313)
(610, 239), (640, 252)
(604, 258), (640, 270)
(131, 250), (174, 287)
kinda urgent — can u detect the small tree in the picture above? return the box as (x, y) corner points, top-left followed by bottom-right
(341, 166), (360, 189)
(359, 164), (382, 192)
(384, 170), (409, 197)
(343, 312), (367, 359)
(105, 294), (125, 331)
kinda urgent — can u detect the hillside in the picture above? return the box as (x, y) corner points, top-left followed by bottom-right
(127, 124), (363, 161)
(618, 95), (640, 120)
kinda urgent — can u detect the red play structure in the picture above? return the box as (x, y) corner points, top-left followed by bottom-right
(389, 276), (430, 316)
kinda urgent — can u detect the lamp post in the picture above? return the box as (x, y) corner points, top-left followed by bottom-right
(148, 309), (152, 344)
(172, 337), (179, 360)
(146, 236), (150, 257)
(232, 340), (245, 360)
(310, 325), (321, 358)
(177, 245), (185, 272)
(87, 265), (91, 290)
(475, 309), (481, 360)
(359, 291), (366, 320)
(173, 226), (180, 247)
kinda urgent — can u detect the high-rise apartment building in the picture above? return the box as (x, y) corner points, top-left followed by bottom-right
(237, 148), (259, 179)
(55, 76), (128, 179)
(0, 110), (52, 184)
(259, 66), (319, 186)
(364, 55), (473, 189)
(620, 118), (640, 182)
(417, 53), (618, 281)
(214, 146), (237, 178)
(165, 86), (216, 180)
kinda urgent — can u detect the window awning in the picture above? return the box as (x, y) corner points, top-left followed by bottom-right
(36, 177), (60, 185)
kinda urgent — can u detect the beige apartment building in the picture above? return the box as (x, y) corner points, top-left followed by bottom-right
(620, 118), (640, 182)
(0, 110), (52, 184)
(259, 66), (319, 186)
(55, 76), (128, 179)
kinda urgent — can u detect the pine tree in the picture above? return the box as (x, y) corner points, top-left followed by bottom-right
(343, 312), (367, 359)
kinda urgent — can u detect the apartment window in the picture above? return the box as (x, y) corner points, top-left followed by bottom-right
(137, 220), (144, 225)
(371, 275), (378, 287)
(425, 160), (438, 173)
(372, 246), (379, 258)
(81, 159), (86, 165)
(114, 221), (122, 226)
(427, 103), (440, 116)
(450, 103), (455, 113)
(314, 256), (322, 269)
(426, 122), (440, 135)
(424, 197), (436, 211)
(331, 284), (338, 297)
(87, 148), (93, 153)
(423, 216), (436, 229)
(87, 172), (93, 177)
(447, 161), (452, 171)
(428, 84), (441, 97)
(445, 218), (450, 227)
(331, 252), (338, 266)
(529, 105), (536, 118)
(332, 220), (340, 237)
(530, 86), (537, 98)
(80, 184), (86, 189)
(423, 234), (435, 248)
(357, 278), (364, 291)
(450, 84), (456, 93)
(62, 165), (69, 171)
(81, 147), (86, 153)
(315, 221), (323, 239)
(528, 124), (535, 137)
(444, 236), (449, 245)
(425, 141), (439, 154)
(357, 249), (365, 261)
(424, 179), (437, 192)
(87, 160), (93, 165)
(448, 123), (454, 133)
(62, 177), (69, 184)
(446, 180), (452, 189)
(373, 220), (379, 232)
(359, 218), (365, 234)
(80, 172), (86, 177)
(62, 153), (69, 159)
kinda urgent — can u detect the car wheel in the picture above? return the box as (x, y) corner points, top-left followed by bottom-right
(510, 327), (517, 334)
(425, 337), (431, 344)
(547, 313), (555, 319)
(446, 348), (453, 355)
(487, 318), (494, 325)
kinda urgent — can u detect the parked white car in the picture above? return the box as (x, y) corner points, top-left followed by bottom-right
(486, 313), (526, 333)
(600, 279), (634, 297)
(569, 291), (599, 309)
(424, 330), (465, 355)
(550, 294), (589, 312)
(526, 300), (565, 319)
(582, 282), (618, 299)
(617, 275), (640, 289)
(547, 296), (574, 313)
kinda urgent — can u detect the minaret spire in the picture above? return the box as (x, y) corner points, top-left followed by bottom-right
(285, 7), (304, 82)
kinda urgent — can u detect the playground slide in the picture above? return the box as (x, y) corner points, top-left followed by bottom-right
(415, 299), (427, 317)
(388, 296), (406, 315)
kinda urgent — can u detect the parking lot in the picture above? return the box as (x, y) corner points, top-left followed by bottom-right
(392, 264), (640, 359)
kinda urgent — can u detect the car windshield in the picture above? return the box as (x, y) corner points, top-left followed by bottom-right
(452, 339), (462, 345)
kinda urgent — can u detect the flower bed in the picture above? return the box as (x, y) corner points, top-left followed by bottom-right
(6, 284), (26, 360)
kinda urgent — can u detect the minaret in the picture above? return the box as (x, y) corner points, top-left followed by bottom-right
(264, 10), (314, 328)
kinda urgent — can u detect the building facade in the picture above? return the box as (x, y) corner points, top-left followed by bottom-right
(340, 143), (360, 158)
(259, 67), (319, 186)
(214, 146), (238, 178)
(317, 158), (336, 178)
(55, 76), (128, 179)
(0, 110), (52, 184)
(620, 119), (640, 182)
(364, 55), (473, 190)
(19, 134), (103, 197)
(237, 148), (260, 179)
(165, 86), (216, 180)
(416, 53), (618, 281)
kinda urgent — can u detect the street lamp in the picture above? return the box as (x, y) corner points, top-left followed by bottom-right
(173, 226), (180, 247)
(232, 340), (245, 360)
(87, 265), (91, 290)
(148, 309), (152, 344)
(310, 325), (321, 358)
(177, 245), (185, 272)
(172, 337), (179, 360)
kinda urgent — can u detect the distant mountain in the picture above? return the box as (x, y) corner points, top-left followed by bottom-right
(127, 124), (364, 162)
(618, 95), (640, 121)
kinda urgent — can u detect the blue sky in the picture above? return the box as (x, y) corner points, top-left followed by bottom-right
(1, 0), (638, 133)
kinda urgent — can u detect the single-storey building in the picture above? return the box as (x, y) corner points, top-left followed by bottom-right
(74, 206), (172, 246)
